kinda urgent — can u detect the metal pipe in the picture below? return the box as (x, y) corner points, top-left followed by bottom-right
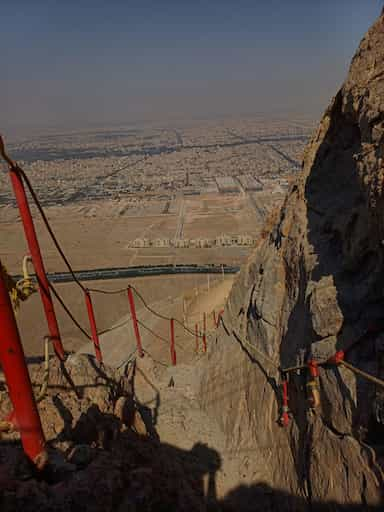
(85, 290), (103, 363)
(203, 312), (207, 353)
(8, 168), (65, 360)
(127, 287), (144, 357)
(170, 318), (176, 365)
(0, 266), (48, 469)
(279, 377), (290, 427)
(340, 360), (384, 389)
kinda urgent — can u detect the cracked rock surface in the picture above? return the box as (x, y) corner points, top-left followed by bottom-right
(200, 11), (384, 511)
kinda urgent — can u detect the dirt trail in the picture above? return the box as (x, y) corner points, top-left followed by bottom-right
(132, 350), (245, 500)
(77, 274), (243, 498)
(186, 276), (234, 329)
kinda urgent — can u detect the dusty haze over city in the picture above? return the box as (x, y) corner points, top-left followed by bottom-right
(1, 1), (382, 356)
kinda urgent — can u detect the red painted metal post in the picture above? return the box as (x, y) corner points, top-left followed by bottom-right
(0, 266), (48, 469)
(203, 312), (207, 353)
(279, 376), (290, 427)
(170, 318), (177, 365)
(8, 168), (65, 360)
(195, 323), (199, 353)
(127, 287), (144, 357)
(84, 290), (103, 364)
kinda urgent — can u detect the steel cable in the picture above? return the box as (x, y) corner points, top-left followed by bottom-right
(87, 287), (127, 295)
(137, 317), (187, 351)
(130, 285), (205, 339)
(12, 165), (215, 349)
(48, 282), (92, 340)
(16, 166), (86, 292)
(6, 154), (384, 402)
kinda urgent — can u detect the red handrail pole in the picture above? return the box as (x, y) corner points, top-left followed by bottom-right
(85, 290), (103, 364)
(0, 266), (48, 469)
(195, 323), (199, 353)
(203, 312), (207, 353)
(8, 168), (65, 360)
(127, 287), (144, 357)
(170, 318), (176, 366)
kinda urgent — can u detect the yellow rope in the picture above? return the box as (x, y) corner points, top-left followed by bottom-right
(0, 420), (13, 433)
(0, 256), (36, 313)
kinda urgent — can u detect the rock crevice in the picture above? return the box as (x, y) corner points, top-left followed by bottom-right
(201, 12), (384, 510)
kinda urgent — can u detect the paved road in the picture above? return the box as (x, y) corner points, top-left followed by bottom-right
(13, 264), (240, 284)
(174, 197), (186, 241)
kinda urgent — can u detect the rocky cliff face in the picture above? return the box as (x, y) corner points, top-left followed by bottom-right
(201, 12), (384, 511)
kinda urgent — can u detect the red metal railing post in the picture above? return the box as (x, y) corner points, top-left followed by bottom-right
(8, 168), (65, 360)
(195, 323), (199, 353)
(127, 287), (144, 357)
(279, 375), (290, 427)
(170, 318), (177, 365)
(84, 289), (103, 364)
(203, 312), (207, 353)
(0, 266), (48, 469)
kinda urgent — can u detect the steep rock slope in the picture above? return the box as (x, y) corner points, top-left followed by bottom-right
(201, 12), (384, 510)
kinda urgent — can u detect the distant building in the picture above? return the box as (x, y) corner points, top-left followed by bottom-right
(237, 174), (263, 191)
(215, 234), (233, 246)
(174, 239), (190, 248)
(195, 238), (213, 248)
(131, 238), (151, 248)
(153, 238), (170, 248)
(215, 176), (239, 193)
(183, 186), (200, 196)
(237, 235), (254, 246)
(205, 182), (219, 193)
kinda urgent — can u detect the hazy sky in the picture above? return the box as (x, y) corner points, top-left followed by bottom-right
(2, 0), (383, 134)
